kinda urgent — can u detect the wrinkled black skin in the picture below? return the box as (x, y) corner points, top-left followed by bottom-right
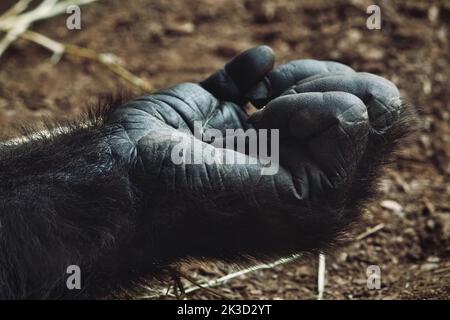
(0, 46), (415, 299)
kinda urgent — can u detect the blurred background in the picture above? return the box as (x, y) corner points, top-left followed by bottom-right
(0, 0), (449, 299)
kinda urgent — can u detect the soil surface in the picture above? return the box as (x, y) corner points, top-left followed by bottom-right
(0, 0), (449, 299)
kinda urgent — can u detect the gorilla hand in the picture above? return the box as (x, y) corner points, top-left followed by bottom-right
(103, 46), (413, 261)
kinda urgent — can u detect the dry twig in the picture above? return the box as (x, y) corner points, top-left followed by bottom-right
(317, 253), (326, 300)
(0, 0), (153, 91)
(21, 30), (153, 91)
(140, 254), (302, 299)
(355, 223), (385, 241)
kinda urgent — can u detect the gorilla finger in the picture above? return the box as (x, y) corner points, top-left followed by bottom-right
(249, 91), (369, 143)
(200, 45), (275, 105)
(250, 91), (369, 189)
(246, 60), (354, 108)
(286, 72), (402, 132)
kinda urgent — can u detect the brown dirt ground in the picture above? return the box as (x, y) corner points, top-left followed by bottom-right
(0, 0), (449, 299)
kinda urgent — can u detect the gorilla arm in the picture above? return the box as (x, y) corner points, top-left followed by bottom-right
(0, 47), (415, 299)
